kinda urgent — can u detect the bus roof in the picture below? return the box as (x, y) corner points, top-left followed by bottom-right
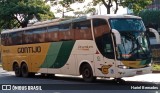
(88, 14), (141, 19)
(1, 14), (141, 34)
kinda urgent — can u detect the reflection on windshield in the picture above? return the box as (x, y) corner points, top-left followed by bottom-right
(109, 18), (146, 31)
(117, 32), (151, 60)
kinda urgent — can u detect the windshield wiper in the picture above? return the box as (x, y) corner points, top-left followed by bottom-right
(136, 38), (149, 58)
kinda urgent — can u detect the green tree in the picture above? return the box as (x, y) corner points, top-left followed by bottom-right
(50, 0), (74, 18)
(139, 10), (160, 28)
(0, 0), (54, 29)
(92, 0), (152, 15)
(73, 2), (96, 17)
(56, 0), (74, 18)
(121, 0), (152, 15)
(93, 0), (121, 14)
(55, 0), (95, 18)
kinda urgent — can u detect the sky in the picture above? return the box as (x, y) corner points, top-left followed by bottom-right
(97, 4), (128, 15)
(47, 0), (129, 18)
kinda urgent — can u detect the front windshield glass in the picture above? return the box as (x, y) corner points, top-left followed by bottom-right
(117, 32), (151, 60)
(109, 18), (151, 60)
(109, 18), (146, 31)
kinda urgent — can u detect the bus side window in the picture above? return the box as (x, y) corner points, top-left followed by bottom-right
(11, 32), (22, 45)
(1, 34), (4, 45)
(17, 32), (23, 45)
(59, 24), (73, 41)
(24, 30), (34, 44)
(7, 33), (11, 45)
(1, 34), (6, 46)
(47, 25), (59, 42)
(33, 27), (46, 43)
(23, 31), (27, 44)
(73, 20), (92, 40)
(93, 18), (115, 59)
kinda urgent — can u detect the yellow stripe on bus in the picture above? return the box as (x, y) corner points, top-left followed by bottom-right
(122, 61), (145, 68)
(2, 43), (50, 72)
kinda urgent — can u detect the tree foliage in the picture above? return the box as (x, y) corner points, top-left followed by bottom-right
(0, 0), (54, 29)
(92, 0), (152, 15)
(56, 0), (74, 18)
(139, 10), (160, 29)
(93, 0), (121, 14)
(54, 0), (96, 18)
(73, 2), (96, 17)
(121, 0), (152, 15)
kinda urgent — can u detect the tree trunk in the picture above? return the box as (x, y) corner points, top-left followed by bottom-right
(62, 7), (65, 18)
(21, 21), (28, 28)
(14, 15), (28, 28)
(101, 0), (112, 14)
(114, 2), (118, 14)
(62, 11), (65, 18)
(107, 6), (111, 14)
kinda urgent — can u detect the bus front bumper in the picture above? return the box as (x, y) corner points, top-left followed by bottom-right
(116, 66), (152, 78)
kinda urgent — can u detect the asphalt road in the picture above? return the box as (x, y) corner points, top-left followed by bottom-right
(0, 67), (159, 93)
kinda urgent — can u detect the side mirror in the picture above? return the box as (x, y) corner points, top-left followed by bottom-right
(112, 29), (121, 45)
(149, 28), (160, 44)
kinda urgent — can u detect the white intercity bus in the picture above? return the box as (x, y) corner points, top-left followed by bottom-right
(1, 15), (160, 82)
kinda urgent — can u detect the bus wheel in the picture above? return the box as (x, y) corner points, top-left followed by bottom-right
(81, 64), (96, 82)
(13, 63), (22, 77)
(21, 63), (29, 78)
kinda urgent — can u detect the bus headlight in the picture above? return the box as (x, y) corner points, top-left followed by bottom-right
(147, 63), (152, 67)
(118, 65), (128, 69)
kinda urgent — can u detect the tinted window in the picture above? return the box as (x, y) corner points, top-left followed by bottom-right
(59, 24), (70, 31)
(33, 27), (46, 34)
(93, 19), (114, 59)
(48, 25), (59, 32)
(1, 34), (8, 45)
(24, 29), (34, 43)
(73, 20), (92, 40)
(59, 23), (73, 41)
(11, 31), (23, 45)
(109, 18), (145, 31)
(93, 19), (110, 38)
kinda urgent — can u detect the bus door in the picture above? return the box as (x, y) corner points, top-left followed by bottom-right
(94, 33), (116, 77)
(93, 19), (116, 77)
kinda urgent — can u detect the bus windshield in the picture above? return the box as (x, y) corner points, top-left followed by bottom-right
(109, 18), (146, 31)
(109, 18), (151, 60)
(117, 32), (151, 60)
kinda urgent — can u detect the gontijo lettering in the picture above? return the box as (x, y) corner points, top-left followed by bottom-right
(17, 46), (41, 53)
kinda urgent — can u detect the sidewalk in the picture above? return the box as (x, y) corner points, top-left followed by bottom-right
(123, 73), (160, 82)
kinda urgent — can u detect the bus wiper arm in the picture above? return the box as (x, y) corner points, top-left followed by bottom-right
(136, 39), (148, 58)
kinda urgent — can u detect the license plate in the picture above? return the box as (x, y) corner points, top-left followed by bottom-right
(136, 70), (143, 75)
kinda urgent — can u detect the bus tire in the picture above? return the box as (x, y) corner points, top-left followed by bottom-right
(13, 63), (22, 77)
(21, 63), (29, 78)
(81, 64), (96, 82)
